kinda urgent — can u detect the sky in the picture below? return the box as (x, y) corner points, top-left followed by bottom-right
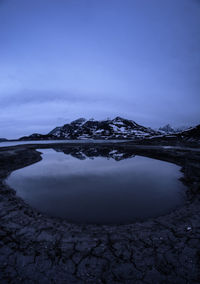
(0, 0), (200, 139)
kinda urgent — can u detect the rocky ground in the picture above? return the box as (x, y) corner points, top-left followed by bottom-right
(0, 143), (200, 283)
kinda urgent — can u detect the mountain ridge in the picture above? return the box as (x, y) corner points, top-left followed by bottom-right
(20, 117), (159, 140)
(19, 116), (200, 144)
(159, 124), (192, 134)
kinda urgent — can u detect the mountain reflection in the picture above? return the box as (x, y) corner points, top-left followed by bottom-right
(53, 146), (135, 161)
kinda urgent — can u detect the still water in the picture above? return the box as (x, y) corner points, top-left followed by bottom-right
(0, 139), (126, 148)
(6, 149), (186, 224)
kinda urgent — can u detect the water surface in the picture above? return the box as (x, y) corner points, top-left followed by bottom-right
(0, 139), (125, 148)
(6, 149), (187, 224)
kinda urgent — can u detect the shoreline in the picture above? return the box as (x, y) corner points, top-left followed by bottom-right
(0, 143), (200, 283)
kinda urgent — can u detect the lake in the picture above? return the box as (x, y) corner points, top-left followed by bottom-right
(0, 139), (126, 148)
(6, 148), (187, 224)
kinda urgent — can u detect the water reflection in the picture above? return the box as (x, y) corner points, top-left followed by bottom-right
(6, 148), (187, 224)
(53, 146), (136, 161)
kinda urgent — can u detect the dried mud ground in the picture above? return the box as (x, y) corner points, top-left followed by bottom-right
(0, 143), (200, 283)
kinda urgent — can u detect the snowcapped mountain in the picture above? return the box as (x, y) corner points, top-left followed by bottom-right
(159, 124), (176, 134)
(158, 124), (192, 134)
(20, 117), (160, 140)
(48, 117), (159, 139)
(19, 118), (200, 144)
(142, 124), (200, 145)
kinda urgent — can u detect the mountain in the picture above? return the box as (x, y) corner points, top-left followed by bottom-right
(0, 138), (7, 142)
(19, 117), (200, 143)
(175, 126), (192, 133)
(143, 124), (200, 145)
(159, 124), (176, 134)
(176, 124), (200, 143)
(158, 124), (192, 134)
(20, 117), (160, 140)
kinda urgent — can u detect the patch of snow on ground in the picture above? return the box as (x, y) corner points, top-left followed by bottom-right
(109, 150), (118, 154)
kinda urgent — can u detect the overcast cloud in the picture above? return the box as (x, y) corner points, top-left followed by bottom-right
(0, 0), (200, 138)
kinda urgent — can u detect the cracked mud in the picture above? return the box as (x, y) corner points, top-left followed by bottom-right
(0, 143), (200, 283)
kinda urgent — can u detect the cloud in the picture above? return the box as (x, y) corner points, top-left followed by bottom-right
(0, 89), (103, 107)
(0, 0), (200, 139)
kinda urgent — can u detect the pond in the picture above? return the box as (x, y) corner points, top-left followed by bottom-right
(6, 148), (187, 224)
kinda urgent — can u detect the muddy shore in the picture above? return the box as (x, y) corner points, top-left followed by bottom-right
(0, 143), (200, 283)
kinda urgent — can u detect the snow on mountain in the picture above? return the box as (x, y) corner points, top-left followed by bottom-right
(20, 117), (160, 140)
(144, 124), (200, 145)
(159, 124), (175, 134)
(48, 117), (159, 140)
(19, 117), (200, 144)
(159, 124), (192, 134)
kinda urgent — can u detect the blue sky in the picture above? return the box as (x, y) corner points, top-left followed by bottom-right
(0, 0), (200, 138)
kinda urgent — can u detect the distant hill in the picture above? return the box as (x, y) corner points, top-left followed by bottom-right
(159, 124), (176, 134)
(19, 117), (200, 145)
(176, 124), (200, 142)
(143, 124), (200, 145)
(158, 124), (191, 134)
(20, 117), (160, 140)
